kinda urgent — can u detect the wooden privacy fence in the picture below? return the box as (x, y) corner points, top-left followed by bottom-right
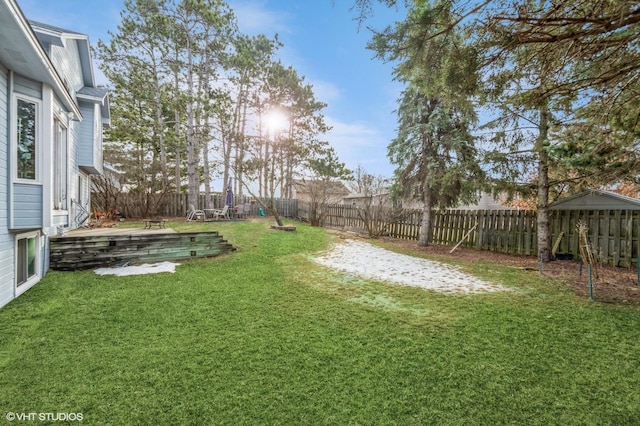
(98, 194), (640, 266)
(550, 209), (640, 267)
(96, 192), (298, 219)
(303, 203), (640, 267)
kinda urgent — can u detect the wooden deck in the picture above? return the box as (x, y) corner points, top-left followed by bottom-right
(50, 227), (234, 271)
(63, 227), (178, 237)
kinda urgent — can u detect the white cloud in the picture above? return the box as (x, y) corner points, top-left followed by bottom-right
(308, 79), (342, 103)
(230, 0), (291, 35)
(325, 117), (395, 177)
(328, 118), (377, 141)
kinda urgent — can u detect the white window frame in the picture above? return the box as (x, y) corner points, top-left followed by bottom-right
(15, 231), (41, 297)
(12, 94), (42, 183)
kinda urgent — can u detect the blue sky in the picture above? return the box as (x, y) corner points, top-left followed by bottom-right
(17, 0), (406, 178)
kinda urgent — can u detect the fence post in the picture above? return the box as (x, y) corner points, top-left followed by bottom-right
(588, 264), (594, 301)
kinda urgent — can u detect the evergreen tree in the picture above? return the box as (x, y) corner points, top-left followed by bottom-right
(369, 0), (484, 246)
(390, 87), (483, 245)
(356, 0), (640, 259)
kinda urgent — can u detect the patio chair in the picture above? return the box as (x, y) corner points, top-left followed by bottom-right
(211, 204), (229, 220)
(186, 204), (205, 221)
(234, 203), (250, 219)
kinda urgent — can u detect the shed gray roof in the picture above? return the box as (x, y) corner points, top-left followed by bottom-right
(549, 190), (640, 210)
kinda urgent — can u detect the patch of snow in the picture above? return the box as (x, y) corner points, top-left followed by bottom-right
(313, 239), (507, 294)
(94, 261), (180, 276)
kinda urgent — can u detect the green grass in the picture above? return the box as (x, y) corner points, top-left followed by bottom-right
(2, 220), (640, 425)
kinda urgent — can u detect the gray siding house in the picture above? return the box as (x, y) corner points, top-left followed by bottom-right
(0, 0), (109, 308)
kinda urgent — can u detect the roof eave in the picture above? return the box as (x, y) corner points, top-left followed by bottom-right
(30, 21), (95, 87)
(77, 91), (110, 124)
(3, 1), (81, 118)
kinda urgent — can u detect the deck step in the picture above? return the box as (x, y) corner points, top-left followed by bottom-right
(50, 231), (234, 270)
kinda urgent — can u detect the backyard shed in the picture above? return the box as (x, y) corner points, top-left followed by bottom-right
(549, 190), (640, 210)
(548, 190), (640, 266)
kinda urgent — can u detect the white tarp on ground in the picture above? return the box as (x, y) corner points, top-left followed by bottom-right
(94, 261), (180, 276)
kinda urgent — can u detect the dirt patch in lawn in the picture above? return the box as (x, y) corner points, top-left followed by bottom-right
(375, 235), (640, 305)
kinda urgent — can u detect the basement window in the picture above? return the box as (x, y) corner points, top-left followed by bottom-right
(16, 231), (40, 295)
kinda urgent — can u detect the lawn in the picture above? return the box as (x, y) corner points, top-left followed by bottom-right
(1, 219), (640, 425)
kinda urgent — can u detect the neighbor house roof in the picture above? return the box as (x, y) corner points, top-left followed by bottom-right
(343, 190), (390, 200)
(455, 192), (509, 210)
(293, 180), (350, 194)
(549, 190), (640, 210)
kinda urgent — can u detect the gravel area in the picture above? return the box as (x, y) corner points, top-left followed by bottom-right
(313, 239), (508, 294)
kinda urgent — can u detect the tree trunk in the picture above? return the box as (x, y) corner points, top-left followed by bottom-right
(236, 101), (249, 197)
(239, 179), (284, 226)
(185, 38), (200, 210)
(203, 143), (212, 210)
(173, 52), (182, 195)
(537, 104), (551, 262)
(418, 188), (432, 246)
(154, 68), (168, 192)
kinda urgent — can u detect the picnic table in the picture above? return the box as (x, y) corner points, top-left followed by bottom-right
(143, 218), (168, 229)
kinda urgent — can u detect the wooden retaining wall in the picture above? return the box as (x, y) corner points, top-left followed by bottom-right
(50, 232), (235, 271)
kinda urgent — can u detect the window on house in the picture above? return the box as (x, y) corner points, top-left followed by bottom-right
(16, 233), (39, 289)
(53, 119), (68, 210)
(17, 99), (37, 180)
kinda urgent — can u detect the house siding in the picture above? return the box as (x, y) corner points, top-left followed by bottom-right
(93, 103), (103, 173)
(77, 102), (95, 169)
(49, 40), (83, 92)
(11, 72), (45, 231)
(13, 183), (43, 229)
(0, 256), (14, 308)
(0, 12), (108, 309)
(0, 64), (14, 308)
(52, 214), (68, 227)
(13, 74), (42, 100)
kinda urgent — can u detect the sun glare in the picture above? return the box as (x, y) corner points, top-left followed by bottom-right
(265, 110), (288, 133)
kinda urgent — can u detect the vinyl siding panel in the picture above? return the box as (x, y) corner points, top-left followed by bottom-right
(77, 102), (95, 168)
(49, 40), (83, 92)
(0, 253), (14, 308)
(13, 183), (43, 229)
(52, 213), (68, 227)
(0, 65), (8, 232)
(13, 74), (42, 99)
(0, 64), (14, 308)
